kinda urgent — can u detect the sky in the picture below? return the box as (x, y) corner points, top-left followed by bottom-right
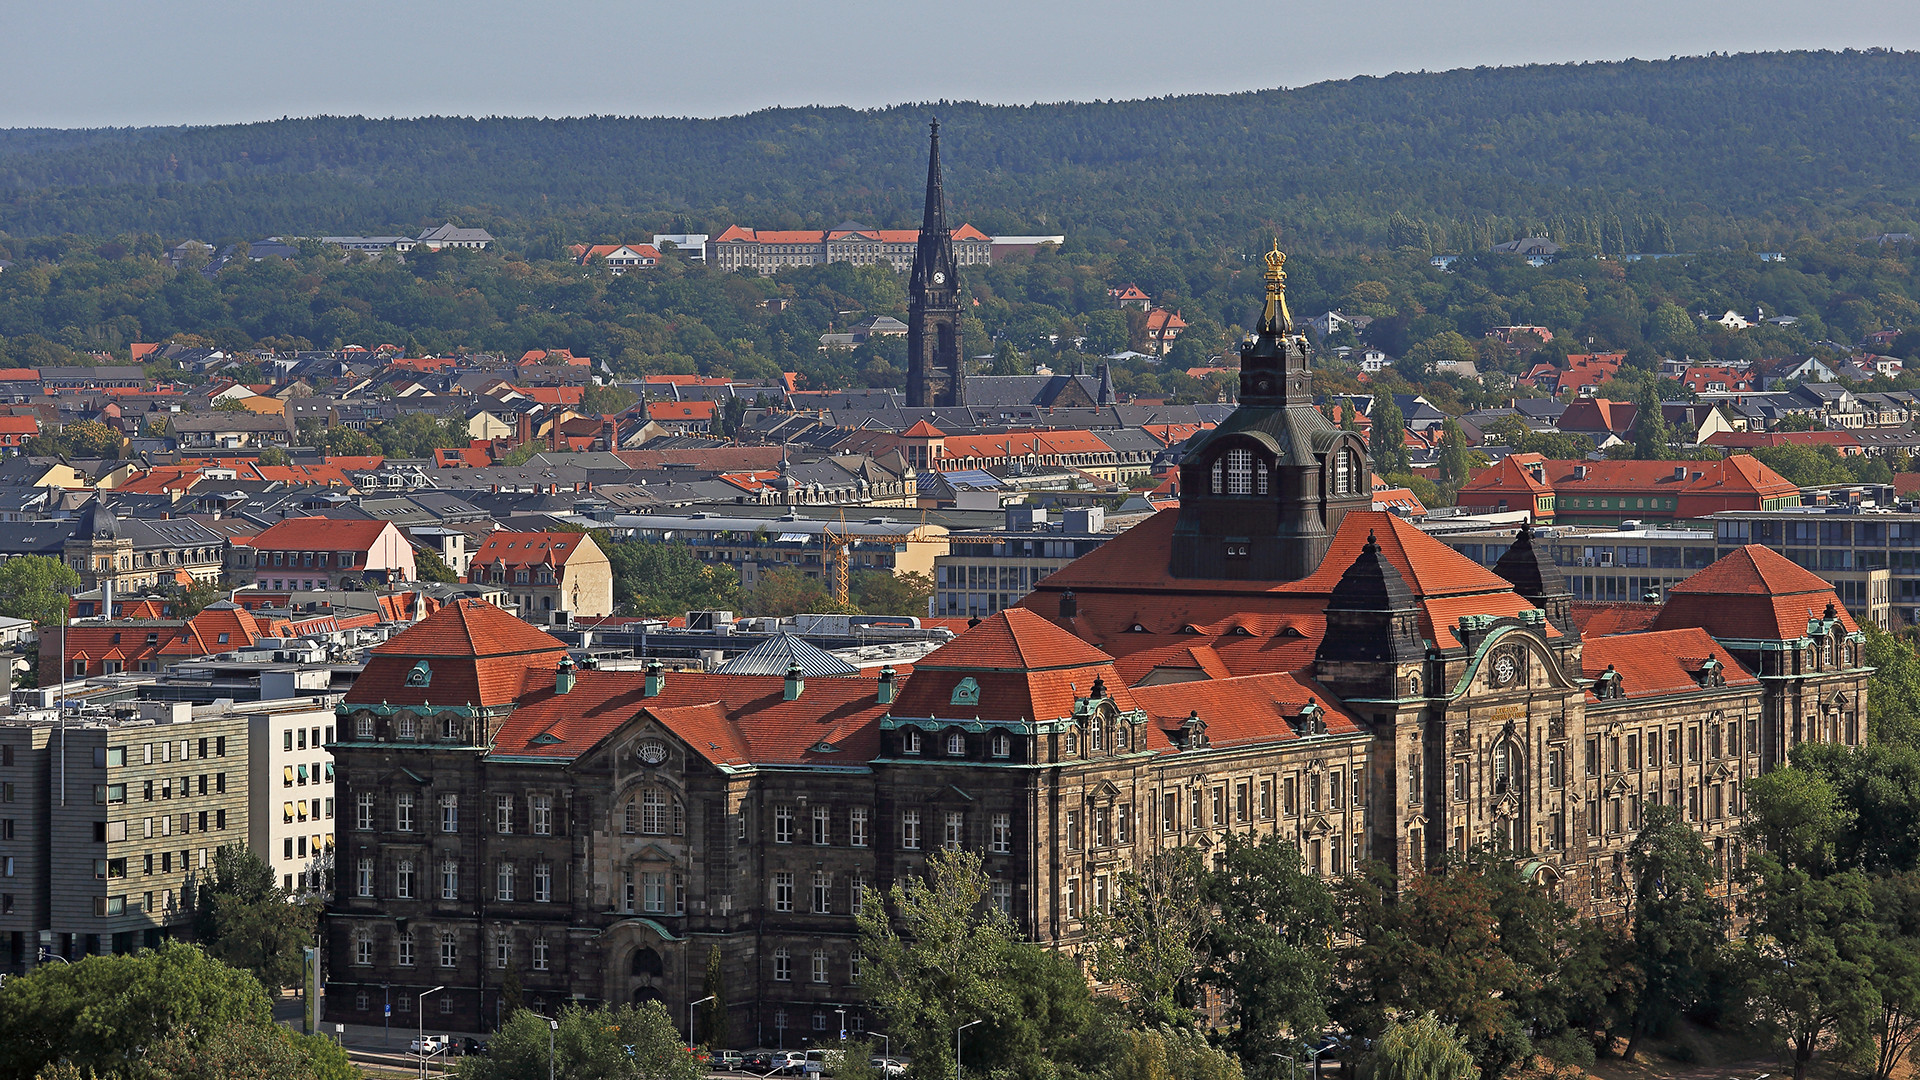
(3, 0), (1917, 128)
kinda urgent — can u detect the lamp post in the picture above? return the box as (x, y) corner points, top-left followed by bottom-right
(688, 994), (716, 1049)
(529, 1012), (559, 1080)
(419, 985), (446, 1080)
(956, 1020), (982, 1080)
(871, 1031), (892, 1063)
(1306, 1040), (1333, 1080)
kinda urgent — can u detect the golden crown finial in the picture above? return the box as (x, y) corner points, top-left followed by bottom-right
(1262, 238), (1292, 331)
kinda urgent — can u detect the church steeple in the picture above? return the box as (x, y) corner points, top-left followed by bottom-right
(1168, 240), (1372, 581)
(907, 120), (964, 408)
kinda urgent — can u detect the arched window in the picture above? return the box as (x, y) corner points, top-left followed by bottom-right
(623, 800), (638, 834)
(641, 790), (668, 835)
(1493, 742), (1521, 795)
(946, 732), (965, 756)
(1226, 449), (1254, 495)
(631, 947), (663, 977)
(1210, 459), (1224, 494)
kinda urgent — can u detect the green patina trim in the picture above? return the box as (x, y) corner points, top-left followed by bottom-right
(336, 702), (494, 719)
(1444, 623), (1562, 700)
(882, 709), (1148, 735)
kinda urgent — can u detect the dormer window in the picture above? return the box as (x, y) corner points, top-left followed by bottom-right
(991, 733), (1011, 758)
(946, 732), (965, 756)
(1063, 728), (1079, 756)
(902, 729), (922, 755)
(1225, 448), (1254, 495)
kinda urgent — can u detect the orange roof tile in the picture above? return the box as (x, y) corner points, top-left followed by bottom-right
(469, 531), (592, 570)
(901, 420), (947, 438)
(1581, 627), (1759, 701)
(1651, 544), (1857, 640)
(245, 517), (392, 552)
(351, 599), (570, 710)
(1132, 670), (1363, 751)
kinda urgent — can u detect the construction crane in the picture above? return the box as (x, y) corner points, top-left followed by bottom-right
(821, 516), (949, 606)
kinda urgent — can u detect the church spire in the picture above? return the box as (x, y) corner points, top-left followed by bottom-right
(907, 120), (964, 408)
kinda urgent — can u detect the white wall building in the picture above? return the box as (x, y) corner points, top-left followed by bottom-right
(243, 698), (340, 896)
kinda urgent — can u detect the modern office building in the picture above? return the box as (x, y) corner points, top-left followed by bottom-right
(933, 506), (1115, 618)
(244, 698), (341, 896)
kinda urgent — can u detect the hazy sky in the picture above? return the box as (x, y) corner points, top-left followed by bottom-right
(4, 0), (1917, 128)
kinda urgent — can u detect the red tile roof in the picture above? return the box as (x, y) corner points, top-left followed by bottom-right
(901, 420), (947, 438)
(1581, 627), (1759, 701)
(490, 669), (890, 767)
(1570, 601), (1663, 636)
(246, 517), (392, 553)
(888, 609), (1136, 725)
(1705, 430), (1863, 454)
(351, 599), (570, 710)
(646, 401), (717, 421)
(1650, 544), (1857, 640)
(1132, 671), (1362, 751)
(470, 531), (593, 570)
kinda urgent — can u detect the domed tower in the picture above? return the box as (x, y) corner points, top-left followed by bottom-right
(1169, 242), (1372, 580)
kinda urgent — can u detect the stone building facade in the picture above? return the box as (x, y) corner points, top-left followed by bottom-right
(323, 247), (1870, 1039)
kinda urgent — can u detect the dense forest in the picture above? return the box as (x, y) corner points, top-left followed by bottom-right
(0, 51), (1915, 252)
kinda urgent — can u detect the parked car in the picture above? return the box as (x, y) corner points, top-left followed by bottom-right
(743, 1050), (778, 1073)
(769, 1051), (809, 1075)
(870, 1057), (907, 1078)
(454, 1037), (489, 1056)
(713, 1050), (748, 1071)
(409, 1035), (447, 1055)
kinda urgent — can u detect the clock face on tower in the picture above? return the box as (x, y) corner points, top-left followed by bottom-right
(1493, 655), (1517, 687)
(932, 271), (945, 284)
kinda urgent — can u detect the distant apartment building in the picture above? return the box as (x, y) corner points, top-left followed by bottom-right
(708, 224), (992, 273)
(933, 506), (1114, 619)
(465, 531), (615, 618)
(246, 699), (339, 897)
(1456, 454), (1802, 526)
(230, 518), (417, 590)
(0, 702), (250, 969)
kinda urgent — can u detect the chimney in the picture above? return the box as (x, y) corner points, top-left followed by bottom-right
(555, 656), (576, 695)
(877, 665), (896, 705)
(784, 662), (804, 701)
(644, 657), (664, 698)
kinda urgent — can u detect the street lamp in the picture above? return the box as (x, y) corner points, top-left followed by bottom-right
(956, 1020), (983, 1080)
(1306, 1039), (1333, 1080)
(870, 1031), (892, 1063)
(528, 1012), (560, 1080)
(688, 994), (716, 1049)
(419, 985), (446, 1080)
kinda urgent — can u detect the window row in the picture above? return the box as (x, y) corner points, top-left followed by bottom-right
(352, 792), (555, 836)
(1585, 719), (1755, 777)
(1155, 771), (1365, 833)
(362, 857), (557, 903)
(353, 926), (553, 972)
(96, 772), (229, 804)
(95, 738), (227, 768)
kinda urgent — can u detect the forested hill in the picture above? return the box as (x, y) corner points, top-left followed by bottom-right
(0, 50), (1916, 251)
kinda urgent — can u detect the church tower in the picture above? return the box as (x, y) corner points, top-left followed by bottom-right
(906, 121), (964, 408)
(1168, 243), (1372, 580)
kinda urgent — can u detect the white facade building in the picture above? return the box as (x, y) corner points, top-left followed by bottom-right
(243, 698), (340, 896)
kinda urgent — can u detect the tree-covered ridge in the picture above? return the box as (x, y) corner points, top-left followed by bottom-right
(0, 51), (1915, 249)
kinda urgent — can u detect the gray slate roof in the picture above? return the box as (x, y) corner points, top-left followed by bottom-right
(716, 634), (860, 677)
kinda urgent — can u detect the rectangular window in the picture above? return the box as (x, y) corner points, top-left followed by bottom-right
(496, 794), (513, 834)
(357, 858), (374, 898)
(813, 871), (831, 914)
(395, 793), (414, 833)
(494, 932), (511, 970)
(774, 872), (794, 913)
(1453, 761), (1467, 801)
(440, 932), (458, 969)
(813, 806), (831, 846)
(850, 872), (868, 916)
(530, 795), (553, 835)
(441, 860), (458, 900)
(534, 862), (552, 903)
(532, 937), (549, 971)
(1284, 776), (1298, 816)
(1259, 779), (1274, 819)
(1585, 737), (1600, 777)
(901, 811), (920, 850)
(812, 951), (829, 984)
(440, 794), (458, 833)
(1329, 770), (1344, 810)
(1117, 803), (1132, 844)
(945, 811), (965, 851)
(1095, 807), (1111, 847)
(1548, 749), (1564, 788)
(1162, 791), (1178, 832)
(1212, 786), (1226, 825)
(990, 812), (1011, 853)
(1066, 877), (1081, 919)
(849, 807), (869, 848)
(398, 933), (415, 968)
(497, 862), (515, 901)
(1667, 728), (1680, 767)
(1688, 727), (1702, 763)
(1234, 781), (1249, 822)
(396, 860), (414, 899)
(1627, 733), (1640, 770)
(643, 872), (666, 913)
(1066, 810), (1081, 851)
(775, 805), (794, 844)
(992, 881), (1012, 916)
(773, 949), (791, 982)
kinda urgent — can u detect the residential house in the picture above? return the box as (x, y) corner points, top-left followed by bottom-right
(571, 244), (662, 274)
(415, 223), (494, 250)
(171, 412), (296, 449)
(464, 530), (615, 618)
(231, 518), (416, 590)
(1456, 453), (1802, 525)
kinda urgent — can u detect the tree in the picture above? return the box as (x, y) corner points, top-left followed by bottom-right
(193, 845), (320, 992)
(256, 445), (289, 466)
(849, 570), (934, 617)
(0, 555), (79, 627)
(856, 848), (1016, 1080)
(1630, 380), (1671, 459)
(1743, 763), (1854, 875)
(991, 340), (1026, 376)
(1863, 625), (1920, 745)
(1371, 1013), (1478, 1080)
(1086, 848), (1206, 1029)
(1371, 394), (1408, 472)
(1338, 859), (1532, 1080)
(415, 547), (458, 584)
(1436, 418), (1471, 487)
(458, 1001), (702, 1080)
(1738, 855), (1881, 1080)
(1200, 834), (1340, 1072)
(144, 1019), (356, 1080)
(213, 396), (250, 412)
(698, 945), (727, 1049)
(746, 567), (857, 618)
(0, 941), (274, 1080)
(1623, 805), (1725, 1060)
(600, 538), (744, 617)
(165, 576), (226, 621)
(1110, 1025), (1246, 1080)
(579, 384), (639, 416)
(1866, 872), (1920, 1080)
